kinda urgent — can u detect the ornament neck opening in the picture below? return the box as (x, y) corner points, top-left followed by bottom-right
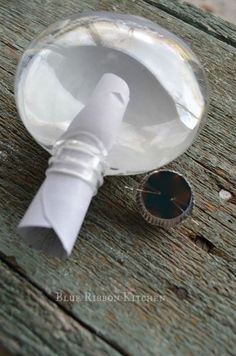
(47, 132), (108, 195)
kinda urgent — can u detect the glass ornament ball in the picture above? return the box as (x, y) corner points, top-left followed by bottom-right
(15, 12), (208, 175)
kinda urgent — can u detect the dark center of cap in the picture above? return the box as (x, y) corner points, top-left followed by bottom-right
(136, 170), (193, 227)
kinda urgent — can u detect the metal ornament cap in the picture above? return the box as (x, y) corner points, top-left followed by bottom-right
(136, 170), (194, 227)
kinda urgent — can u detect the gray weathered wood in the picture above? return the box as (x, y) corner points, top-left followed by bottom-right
(142, 0), (236, 46)
(0, 0), (235, 355)
(0, 261), (120, 355)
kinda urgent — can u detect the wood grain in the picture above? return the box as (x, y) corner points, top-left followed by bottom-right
(0, 260), (121, 355)
(0, 0), (235, 355)
(142, 0), (236, 46)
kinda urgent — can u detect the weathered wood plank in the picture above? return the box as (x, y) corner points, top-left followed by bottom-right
(0, 0), (236, 355)
(0, 260), (121, 356)
(142, 0), (236, 46)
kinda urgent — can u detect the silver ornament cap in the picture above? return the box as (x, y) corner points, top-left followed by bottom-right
(136, 170), (194, 227)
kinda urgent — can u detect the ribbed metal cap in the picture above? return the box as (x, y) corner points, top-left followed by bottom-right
(136, 170), (193, 227)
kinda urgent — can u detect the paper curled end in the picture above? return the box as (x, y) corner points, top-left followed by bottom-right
(17, 73), (130, 258)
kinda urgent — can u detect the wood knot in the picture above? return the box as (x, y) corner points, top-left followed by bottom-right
(170, 286), (189, 300)
(195, 235), (214, 253)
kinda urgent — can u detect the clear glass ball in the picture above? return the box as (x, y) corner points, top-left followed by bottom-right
(15, 12), (208, 175)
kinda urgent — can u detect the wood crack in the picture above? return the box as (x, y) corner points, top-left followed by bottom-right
(141, 0), (236, 47)
(0, 253), (131, 356)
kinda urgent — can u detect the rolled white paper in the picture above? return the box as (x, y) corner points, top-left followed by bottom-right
(18, 73), (130, 258)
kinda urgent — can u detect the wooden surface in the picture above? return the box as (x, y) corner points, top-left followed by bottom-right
(0, 0), (236, 355)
